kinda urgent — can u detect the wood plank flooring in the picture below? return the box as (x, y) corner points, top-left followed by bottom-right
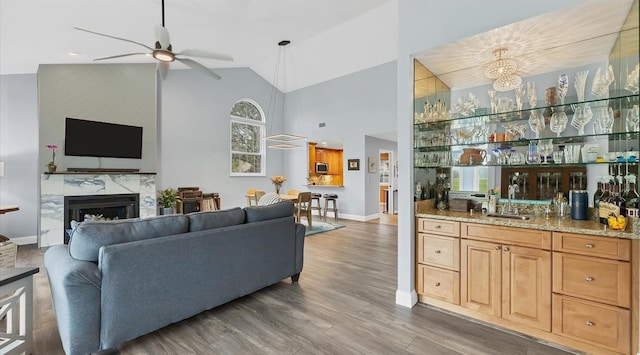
(16, 219), (579, 354)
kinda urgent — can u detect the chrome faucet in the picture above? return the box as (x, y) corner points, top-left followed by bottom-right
(507, 184), (519, 214)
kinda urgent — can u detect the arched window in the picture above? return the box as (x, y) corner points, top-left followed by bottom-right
(230, 99), (265, 175)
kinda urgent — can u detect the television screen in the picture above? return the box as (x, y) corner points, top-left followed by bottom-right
(65, 118), (143, 159)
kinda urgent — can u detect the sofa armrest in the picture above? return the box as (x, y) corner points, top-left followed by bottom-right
(44, 245), (102, 355)
(295, 223), (305, 276)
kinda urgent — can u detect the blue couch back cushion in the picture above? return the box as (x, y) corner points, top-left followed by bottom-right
(69, 214), (190, 262)
(187, 207), (246, 232)
(245, 201), (294, 223)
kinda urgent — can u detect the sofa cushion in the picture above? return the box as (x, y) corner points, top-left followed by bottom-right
(245, 201), (294, 223)
(69, 214), (190, 262)
(187, 207), (245, 232)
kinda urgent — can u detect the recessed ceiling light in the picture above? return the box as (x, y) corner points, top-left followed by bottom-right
(321, 141), (328, 146)
(68, 51), (81, 56)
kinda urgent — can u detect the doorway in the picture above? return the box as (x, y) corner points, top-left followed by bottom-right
(378, 149), (397, 225)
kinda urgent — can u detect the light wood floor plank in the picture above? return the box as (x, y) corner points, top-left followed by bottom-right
(16, 219), (578, 354)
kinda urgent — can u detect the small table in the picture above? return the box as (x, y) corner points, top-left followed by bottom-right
(0, 267), (39, 355)
(279, 194), (299, 202)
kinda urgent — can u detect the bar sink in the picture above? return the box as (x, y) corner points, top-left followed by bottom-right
(486, 213), (531, 220)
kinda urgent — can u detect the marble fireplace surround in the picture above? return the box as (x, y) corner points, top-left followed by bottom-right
(39, 173), (156, 247)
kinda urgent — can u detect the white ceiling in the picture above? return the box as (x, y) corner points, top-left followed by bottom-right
(414, 0), (636, 90)
(0, 0), (396, 92)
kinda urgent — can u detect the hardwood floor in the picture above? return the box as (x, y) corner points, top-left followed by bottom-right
(17, 219), (578, 354)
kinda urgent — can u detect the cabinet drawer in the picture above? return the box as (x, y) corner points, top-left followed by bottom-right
(417, 218), (460, 237)
(417, 265), (459, 305)
(417, 234), (459, 271)
(461, 223), (551, 249)
(552, 294), (630, 354)
(553, 253), (630, 308)
(552, 232), (630, 261)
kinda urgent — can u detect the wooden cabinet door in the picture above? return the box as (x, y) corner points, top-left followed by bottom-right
(502, 245), (551, 331)
(461, 239), (501, 317)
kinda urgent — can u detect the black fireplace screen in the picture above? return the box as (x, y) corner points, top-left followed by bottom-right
(64, 193), (140, 243)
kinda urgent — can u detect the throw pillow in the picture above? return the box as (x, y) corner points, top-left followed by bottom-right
(258, 192), (282, 205)
(188, 207), (245, 232)
(245, 201), (294, 223)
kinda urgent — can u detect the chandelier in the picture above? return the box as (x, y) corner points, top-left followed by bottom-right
(485, 48), (521, 91)
(264, 40), (307, 149)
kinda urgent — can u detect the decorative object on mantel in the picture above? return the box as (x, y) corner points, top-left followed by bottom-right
(46, 144), (58, 173)
(270, 175), (286, 194)
(348, 159), (360, 171)
(157, 188), (179, 215)
(263, 40), (307, 149)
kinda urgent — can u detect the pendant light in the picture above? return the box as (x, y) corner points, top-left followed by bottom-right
(485, 48), (522, 92)
(264, 40), (307, 149)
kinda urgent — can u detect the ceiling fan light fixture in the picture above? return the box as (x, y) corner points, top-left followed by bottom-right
(493, 74), (522, 91)
(152, 49), (175, 62)
(484, 48), (517, 79)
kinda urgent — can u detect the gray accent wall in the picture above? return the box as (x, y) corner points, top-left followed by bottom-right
(38, 64), (158, 173)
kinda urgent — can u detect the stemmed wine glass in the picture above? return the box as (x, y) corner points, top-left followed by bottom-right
(537, 139), (554, 164)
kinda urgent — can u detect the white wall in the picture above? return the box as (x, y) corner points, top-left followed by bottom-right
(395, 0), (586, 307)
(283, 61), (397, 219)
(0, 74), (38, 241)
(158, 67), (286, 209)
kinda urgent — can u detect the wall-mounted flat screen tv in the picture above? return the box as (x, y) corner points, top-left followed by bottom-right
(65, 118), (143, 159)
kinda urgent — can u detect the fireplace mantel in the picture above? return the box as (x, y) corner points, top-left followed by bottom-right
(39, 173), (156, 247)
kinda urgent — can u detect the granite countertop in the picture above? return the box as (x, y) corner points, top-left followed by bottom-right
(416, 205), (639, 240)
(304, 184), (344, 188)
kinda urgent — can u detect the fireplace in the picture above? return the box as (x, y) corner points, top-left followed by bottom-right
(64, 193), (140, 243)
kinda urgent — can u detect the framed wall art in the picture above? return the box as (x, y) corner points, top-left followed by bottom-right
(347, 159), (360, 171)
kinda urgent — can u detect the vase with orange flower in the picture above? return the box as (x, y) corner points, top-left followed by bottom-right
(270, 176), (286, 194)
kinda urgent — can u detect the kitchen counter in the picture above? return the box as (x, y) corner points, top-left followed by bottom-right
(304, 184), (344, 188)
(416, 205), (639, 239)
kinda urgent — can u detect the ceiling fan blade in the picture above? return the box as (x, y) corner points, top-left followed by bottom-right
(157, 62), (170, 79)
(93, 53), (149, 61)
(176, 58), (222, 80)
(74, 27), (154, 51)
(154, 25), (171, 50)
(175, 49), (233, 61)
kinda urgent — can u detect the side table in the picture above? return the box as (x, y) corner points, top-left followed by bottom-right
(0, 267), (39, 355)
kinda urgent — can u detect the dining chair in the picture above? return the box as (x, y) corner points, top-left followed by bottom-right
(254, 190), (266, 204)
(246, 189), (257, 206)
(295, 192), (313, 228)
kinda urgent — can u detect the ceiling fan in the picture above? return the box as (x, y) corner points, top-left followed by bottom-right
(74, 0), (233, 80)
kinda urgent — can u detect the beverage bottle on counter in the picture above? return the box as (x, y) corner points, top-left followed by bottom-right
(610, 183), (627, 216)
(593, 177), (604, 208)
(624, 174), (639, 209)
(598, 176), (612, 224)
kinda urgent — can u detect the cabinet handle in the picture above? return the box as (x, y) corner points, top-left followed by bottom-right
(495, 246), (501, 250)
(503, 247), (510, 252)
(585, 277), (594, 282)
(585, 321), (594, 326)
(435, 282), (441, 287)
(585, 244), (594, 248)
(434, 250), (441, 254)
(435, 225), (442, 229)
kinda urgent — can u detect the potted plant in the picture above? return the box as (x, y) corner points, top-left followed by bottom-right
(46, 144), (58, 173)
(157, 188), (179, 215)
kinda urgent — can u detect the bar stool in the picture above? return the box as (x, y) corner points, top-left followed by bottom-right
(323, 193), (339, 221)
(310, 193), (322, 217)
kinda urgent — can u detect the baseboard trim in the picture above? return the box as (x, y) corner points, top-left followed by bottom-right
(395, 289), (418, 308)
(11, 235), (37, 245)
(337, 213), (382, 222)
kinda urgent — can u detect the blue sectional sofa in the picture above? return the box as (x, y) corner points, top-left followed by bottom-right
(44, 201), (305, 355)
